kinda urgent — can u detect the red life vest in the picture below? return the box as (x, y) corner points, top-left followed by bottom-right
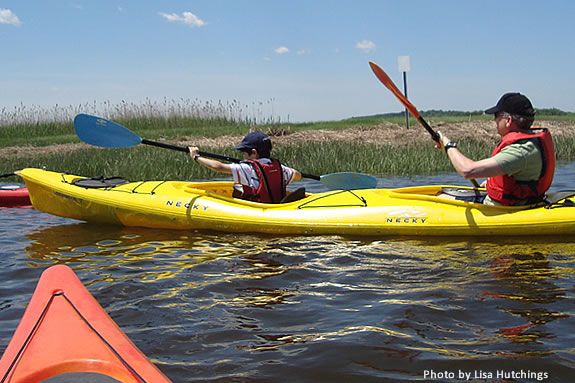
(486, 129), (555, 205)
(240, 159), (285, 203)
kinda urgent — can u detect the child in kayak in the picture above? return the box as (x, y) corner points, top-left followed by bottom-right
(437, 93), (555, 206)
(189, 131), (302, 203)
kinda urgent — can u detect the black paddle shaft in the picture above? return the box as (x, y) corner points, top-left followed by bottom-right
(418, 117), (441, 142)
(141, 139), (240, 163)
(141, 139), (320, 180)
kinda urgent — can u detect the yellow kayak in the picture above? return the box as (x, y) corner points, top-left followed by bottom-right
(17, 168), (575, 236)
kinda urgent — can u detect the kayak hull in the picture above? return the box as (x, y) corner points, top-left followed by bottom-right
(17, 168), (575, 236)
(0, 186), (31, 207)
(0, 264), (171, 383)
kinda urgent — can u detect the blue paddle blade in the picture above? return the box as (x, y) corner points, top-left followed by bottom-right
(74, 114), (142, 148)
(320, 172), (378, 190)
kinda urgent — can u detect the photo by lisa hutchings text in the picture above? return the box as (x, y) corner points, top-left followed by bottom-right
(423, 369), (549, 381)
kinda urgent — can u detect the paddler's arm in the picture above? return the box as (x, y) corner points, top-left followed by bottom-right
(189, 146), (232, 174)
(436, 132), (506, 179)
(291, 170), (302, 183)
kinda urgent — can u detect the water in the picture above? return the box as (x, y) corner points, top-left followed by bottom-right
(1, 164), (575, 382)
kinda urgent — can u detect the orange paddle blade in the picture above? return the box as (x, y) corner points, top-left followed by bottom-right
(368, 61), (421, 119)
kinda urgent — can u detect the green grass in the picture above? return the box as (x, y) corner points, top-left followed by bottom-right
(275, 140), (492, 177)
(0, 122), (74, 147)
(2, 100), (575, 181)
(0, 139), (497, 181)
(554, 136), (575, 160)
(3, 136), (575, 182)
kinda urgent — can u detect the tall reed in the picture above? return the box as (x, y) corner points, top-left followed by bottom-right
(0, 98), (285, 147)
(1, 139), (494, 181)
(2, 99), (575, 181)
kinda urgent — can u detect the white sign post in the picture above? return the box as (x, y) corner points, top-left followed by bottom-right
(398, 56), (411, 129)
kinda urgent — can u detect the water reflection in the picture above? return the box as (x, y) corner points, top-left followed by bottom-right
(11, 220), (575, 381)
(481, 250), (570, 349)
(25, 223), (266, 283)
(392, 237), (575, 362)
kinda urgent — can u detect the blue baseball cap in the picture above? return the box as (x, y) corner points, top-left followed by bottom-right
(235, 131), (272, 156)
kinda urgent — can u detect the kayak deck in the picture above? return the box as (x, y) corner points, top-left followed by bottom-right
(0, 265), (171, 383)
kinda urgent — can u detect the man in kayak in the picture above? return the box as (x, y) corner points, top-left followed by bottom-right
(189, 131), (302, 203)
(437, 93), (555, 206)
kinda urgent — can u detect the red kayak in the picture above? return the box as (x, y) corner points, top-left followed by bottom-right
(0, 186), (31, 207)
(0, 265), (172, 383)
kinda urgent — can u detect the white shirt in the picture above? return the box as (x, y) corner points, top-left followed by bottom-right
(229, 159), (296, 190)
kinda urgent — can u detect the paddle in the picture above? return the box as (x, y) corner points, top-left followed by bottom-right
(73, 114), (378, 190)
(368, 61), (480, 188)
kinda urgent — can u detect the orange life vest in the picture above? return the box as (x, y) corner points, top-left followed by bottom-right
(241, 159), (285, 203)
(486, 129), (555, 205)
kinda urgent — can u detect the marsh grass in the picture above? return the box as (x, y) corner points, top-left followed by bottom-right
(0, 99), (375, 148)
(0, 98), (303, 146)
(2, 99), (575, 181)
(275, 140), (492, 177)
(2, 139), (494, 181)
(554, 136), (575, 160)
(3, 133), (575, 182)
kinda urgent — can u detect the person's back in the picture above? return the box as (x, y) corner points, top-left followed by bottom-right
(230, 157), (291, 203)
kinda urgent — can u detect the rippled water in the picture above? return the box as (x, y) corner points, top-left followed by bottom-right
(1, 164), (575, 382)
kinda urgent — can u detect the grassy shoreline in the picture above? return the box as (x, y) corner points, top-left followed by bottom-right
(0, 140), (493, 181)
(2, 112), (575, 181)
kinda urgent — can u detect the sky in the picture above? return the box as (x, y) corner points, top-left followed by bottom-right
(1, 0), (575, 122)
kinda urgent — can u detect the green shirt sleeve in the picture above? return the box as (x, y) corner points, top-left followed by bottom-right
(492, 139), (542, 181)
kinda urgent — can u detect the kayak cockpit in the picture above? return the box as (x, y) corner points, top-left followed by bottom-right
(389, 185), (486, 204)
(184, 181), (310, 206)
(388, 185), (548, 210)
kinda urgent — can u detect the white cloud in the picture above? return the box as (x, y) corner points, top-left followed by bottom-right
(274, 46), (289, 55)
(159, 11), (206, 27)
(297, 48), (311, 55)
(0, 9), (22, 26)
(356, 39), (376, 53)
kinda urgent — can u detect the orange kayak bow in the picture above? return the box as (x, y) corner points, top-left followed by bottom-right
(0, 264), (171, 383)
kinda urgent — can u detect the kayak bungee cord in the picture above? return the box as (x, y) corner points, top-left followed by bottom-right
(1, 291), (150, 383)
(297, 189), (368, 209)
(1, 293), (57, 383)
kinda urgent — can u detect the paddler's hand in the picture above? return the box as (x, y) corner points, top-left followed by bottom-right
(189, 147), (201, 161)
(435, 131), (451, 150)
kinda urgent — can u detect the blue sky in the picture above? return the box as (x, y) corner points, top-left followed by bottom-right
(1, 0), (574, 122)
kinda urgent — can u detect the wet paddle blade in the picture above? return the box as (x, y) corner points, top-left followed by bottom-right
(369, 61), (440, 141)
(320, 172), (378, 190)
(74, 114), (142, 148)
(369, 61), (421, 119)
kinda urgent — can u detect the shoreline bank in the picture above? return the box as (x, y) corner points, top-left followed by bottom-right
(2, 120), (575, 180)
